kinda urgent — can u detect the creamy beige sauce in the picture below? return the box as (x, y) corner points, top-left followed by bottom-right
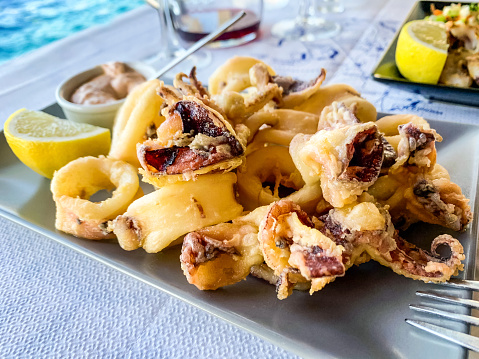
(71, 62), (146, 105)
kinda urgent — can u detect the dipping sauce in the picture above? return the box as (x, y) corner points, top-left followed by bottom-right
(70, 62), (146, 105)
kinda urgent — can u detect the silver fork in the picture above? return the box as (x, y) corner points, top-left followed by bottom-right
(407, 279), (479, 352)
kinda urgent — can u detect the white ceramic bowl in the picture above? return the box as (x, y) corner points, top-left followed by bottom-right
(55, 61), (157, 130)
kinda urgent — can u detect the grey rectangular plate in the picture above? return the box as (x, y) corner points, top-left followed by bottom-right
(371, 1), (479, 107)
(1, 104), (479, 358)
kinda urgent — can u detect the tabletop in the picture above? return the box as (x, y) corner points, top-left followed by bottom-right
(1, 0), (479, 358)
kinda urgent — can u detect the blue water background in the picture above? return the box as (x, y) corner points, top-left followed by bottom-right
(0, 0), (145, 64)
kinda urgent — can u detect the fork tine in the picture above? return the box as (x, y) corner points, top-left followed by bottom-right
(439, 279), (479, 291)
(406, 320), (479, 352)
(416, 291), (479, 309)
(410, 304), (479, 326)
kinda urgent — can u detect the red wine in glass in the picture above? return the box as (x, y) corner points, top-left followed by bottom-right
(172, 8), (260, 47)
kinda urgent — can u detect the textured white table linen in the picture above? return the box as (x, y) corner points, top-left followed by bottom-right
(1, 0), (479, 358)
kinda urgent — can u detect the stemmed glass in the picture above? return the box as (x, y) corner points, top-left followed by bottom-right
(145, 0), (263, 76)
(271, 0), (341, 41)
(145, 0), (212, 74)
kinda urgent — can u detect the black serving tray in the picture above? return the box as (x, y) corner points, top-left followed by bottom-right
(372, 1), (479, 107)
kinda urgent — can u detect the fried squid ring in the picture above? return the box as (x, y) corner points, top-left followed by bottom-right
(180, 206), (267, 290)
(290, 122), (384, 207)
(293, 84), (377, 124)
(208, 56), (275, 95)
(51, 156), (143, 240)
(112, 172), (243, 253)
(109, 79), (165, 167)
(138, 91), (247, 187)
(258, 200), (346, 299)
(243, 109), (319, 148)
(237, 146), (323, 214)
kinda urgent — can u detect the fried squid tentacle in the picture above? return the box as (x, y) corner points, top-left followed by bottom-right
(319, 202), (465, 283)
(368, 122), (472, 231)
(258, 200), (346, 299)
(290, 122), (384, 207)
(392, 122), (442, 172)
(138, 87), (247, 187)
(403, 175), (472, 231)
(174, 67), (210, 99)
(180, 206), (267, 290)
(273, 68), (326, 109)
(213, 63), (283, 122)
(316, 101), (360, 131)
(208, 56), (275, 95)
(381, 234), (465, 282)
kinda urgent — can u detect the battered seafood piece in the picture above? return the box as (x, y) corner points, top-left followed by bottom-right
(449, 23), (478, 51)
(391, 122), (442, 172)
(208, 56), (275, 95)
(293, 83), (377, 124)
(249, 263), (313, 292)
(369, 124), (472, 231)
(375, 114), (430, 151)
(370, 167), (472, 231)
(316, 101), (360, 131)
(439, 48), (474, 88)
(237, 146), (323, 214)
(467, 52), (479, 86)
(407, 176), (472, 231)
(272, 68), (327, 109)
(290, 122), (384, 207)
(51, 156), (143, 240)
(111, 173), (243, 253)
(174, 68), (210, 99)
(243, 109), (319, 148)
(186, 199), (465, 300)
(173, 68), (228, 118)
(180, 206), (267, 290)
(213, 63), (283, 122)
(138, 86), (247, 187)
(258, 200), (346, 299)
(319, 202), (465, 283)
(109, 79), (165, 167)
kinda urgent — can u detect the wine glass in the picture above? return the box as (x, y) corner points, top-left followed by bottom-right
(145, 0), (212, 75)
(166, 0), (263, 49)
(271, 0), (341, 41)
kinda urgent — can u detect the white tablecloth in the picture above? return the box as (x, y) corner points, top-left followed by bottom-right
(1, 0), (479, 357)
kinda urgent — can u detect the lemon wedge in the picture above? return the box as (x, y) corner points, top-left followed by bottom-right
(395, 20), (449, 84)
(4, 109), (111, 179)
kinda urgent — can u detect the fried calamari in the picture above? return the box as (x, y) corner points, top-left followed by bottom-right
(51, 156), (143, 240)
(138, 84), (247, 187)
